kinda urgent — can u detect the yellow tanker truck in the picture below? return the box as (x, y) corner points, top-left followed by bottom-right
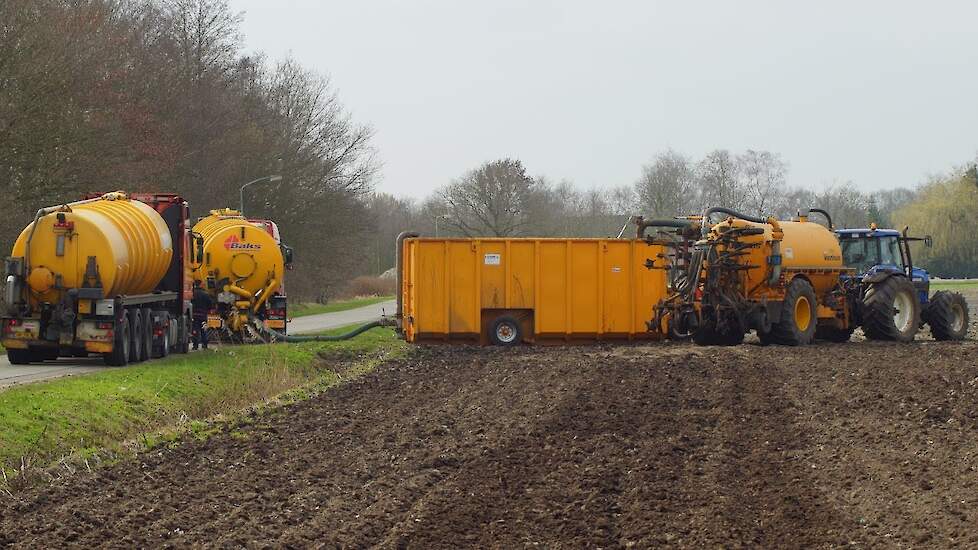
(192, 209), (292, 342)
(2, 192), (198, 365)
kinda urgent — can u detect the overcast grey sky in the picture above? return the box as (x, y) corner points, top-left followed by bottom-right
(231, 0), (978, 199)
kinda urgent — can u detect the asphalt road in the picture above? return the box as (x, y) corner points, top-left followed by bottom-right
(0, 300), (396, 390)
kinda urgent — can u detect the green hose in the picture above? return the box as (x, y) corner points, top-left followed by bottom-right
(259, 320), (389, 342)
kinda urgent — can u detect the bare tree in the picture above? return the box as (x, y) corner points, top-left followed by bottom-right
(635, 150), (695, 217)
(439, 159), (535, 237)
(738, 149), (787, 215)
(696, 149), (743, 211)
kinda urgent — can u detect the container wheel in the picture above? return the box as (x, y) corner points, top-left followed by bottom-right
(104, 316), (130, 366)
(863, 276), (920, 342)
(489, 316), (522, 346)
(128, 308), (144, 363)
(6, 348), (36, 365)
(923, 291), (970, 341)
(767, 278), (817, 346)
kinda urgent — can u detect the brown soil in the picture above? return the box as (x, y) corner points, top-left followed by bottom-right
(3, 331), (978, 547)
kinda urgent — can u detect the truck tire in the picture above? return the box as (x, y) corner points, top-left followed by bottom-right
(104, 316), (130, 366)
(766, 278), (817, 346)
(128, 308), (144, 363)
(862, 276), (920, 342)
(176, 313), (190, 354)
(141, 307), (154, 360)
(815, 326), (854, 343)
(6, 348), (36, 365)
(157, 312), (171, 358)
(489, 316), (522, 346)
(923, 291), (970, 341)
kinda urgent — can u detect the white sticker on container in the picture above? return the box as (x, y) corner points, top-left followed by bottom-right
(484, 253), (501, 265)
(611, 266), (622, 273)
(784, 247), (794, 259)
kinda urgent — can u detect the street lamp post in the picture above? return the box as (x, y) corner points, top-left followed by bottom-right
(434, 214), (449, 237)
(239, 175), (283, 216)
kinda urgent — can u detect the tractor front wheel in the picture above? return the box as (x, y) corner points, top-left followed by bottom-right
(923, 291), (969, 341)
(862, 276), (920, 342)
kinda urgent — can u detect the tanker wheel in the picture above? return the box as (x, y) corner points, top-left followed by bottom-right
(105, 316), (130, 366)
(923, 291), (970, 341)
(6, 348), (37, 365)
(767, 278), (817, 346)
(863, 276), (920, 342)
(141, 307), (154, 360)
(128, 309), (147, 363)
(489, 316), (522, 346)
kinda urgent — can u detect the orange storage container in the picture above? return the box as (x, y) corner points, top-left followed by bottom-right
(398, 237), (670, 344)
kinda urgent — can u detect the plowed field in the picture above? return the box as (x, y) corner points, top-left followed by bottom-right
(3, 329), (978, 547)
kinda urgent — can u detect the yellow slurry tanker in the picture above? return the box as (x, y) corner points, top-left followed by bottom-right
(192, 209), (292, 342)
(2, 192), (195, 365)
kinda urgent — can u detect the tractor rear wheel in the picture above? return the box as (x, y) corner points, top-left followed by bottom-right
(765, 278), (817, 346)
(862, 276), (920, 342)
(923, 291), (969, 341)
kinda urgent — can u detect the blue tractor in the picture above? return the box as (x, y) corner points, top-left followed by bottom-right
(834, 224), (970, 342)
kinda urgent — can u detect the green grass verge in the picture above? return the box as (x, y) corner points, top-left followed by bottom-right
(931, 280), (978, 290)
(0, 323), (405, 478)
(289, 296), (394, 318)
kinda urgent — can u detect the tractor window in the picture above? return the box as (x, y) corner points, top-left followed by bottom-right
(879, 236), (902, 267)
(841, 237), (879, 274)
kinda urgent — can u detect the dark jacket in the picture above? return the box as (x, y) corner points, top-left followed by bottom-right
(192, 288), (214, 319)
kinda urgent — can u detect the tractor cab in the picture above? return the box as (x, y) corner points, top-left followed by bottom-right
(836, 226), (932, 305)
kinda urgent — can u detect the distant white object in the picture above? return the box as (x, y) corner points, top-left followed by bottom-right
(379, 268), (397, 279)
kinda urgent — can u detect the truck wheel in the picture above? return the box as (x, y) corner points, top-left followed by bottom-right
(158, 312), (171, 357)
(104, 316), (130, 366)
(489, 316), (522, 346)
(767, 278), (817, 346)
(6, 348), (36, 365)
(127, 309), (144, 363)
(923, 291), (970, 341)
(141, 307), (154, 360)
(176, 313), (191, 354)
(815, 326), (854, 343)
(863, 276), (920, 342)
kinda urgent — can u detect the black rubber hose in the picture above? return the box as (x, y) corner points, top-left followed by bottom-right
(807, 208), (833, 229)
(701, 207), (769, 235)
(634, 217), (694, 238)
(261, 320), (388, 342)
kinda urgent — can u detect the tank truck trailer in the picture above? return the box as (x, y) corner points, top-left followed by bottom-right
(3, 192), (200, 365)
(647, 208), (970, 346)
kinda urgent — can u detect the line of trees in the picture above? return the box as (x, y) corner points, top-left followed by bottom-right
(365, 155), (978, 278)
(0, 0), (377, 299)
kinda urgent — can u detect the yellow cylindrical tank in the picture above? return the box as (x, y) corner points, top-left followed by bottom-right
(193, 209), (284, 298)
(711, 218), (844, 297)
(11, 193), (173, 304)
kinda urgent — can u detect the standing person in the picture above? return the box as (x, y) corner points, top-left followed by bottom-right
(191, 280), (214, 349)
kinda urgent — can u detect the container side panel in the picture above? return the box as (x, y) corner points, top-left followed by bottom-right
(571, 242), (599, 333)
(537, 242), (567, 333)
(479, 242), (506, 309)
(603, 242), (633, 333)
(415, 241), (447, 335)
(510, 241), (535, 309)
(449, 241), (478, 334)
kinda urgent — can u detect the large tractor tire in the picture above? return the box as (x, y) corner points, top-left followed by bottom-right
(763, 277), (817, 346)
(862, 276), (920, 342)
(923, 291), (970, 341)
